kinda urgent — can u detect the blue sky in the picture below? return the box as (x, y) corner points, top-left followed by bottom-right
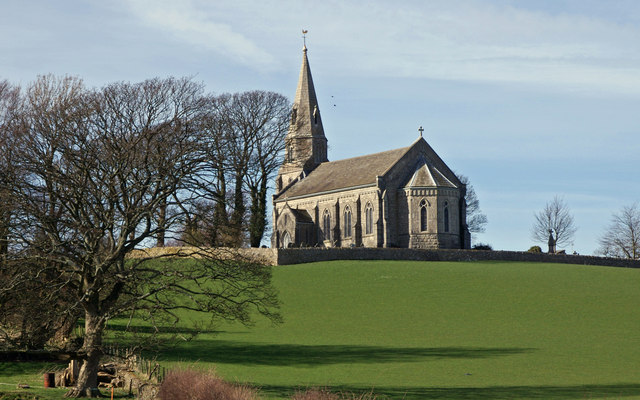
(2, 0), (639, 254)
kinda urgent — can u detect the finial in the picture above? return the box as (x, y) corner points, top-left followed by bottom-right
(302, 29), (308, 50)
(418, 126), (424, 137)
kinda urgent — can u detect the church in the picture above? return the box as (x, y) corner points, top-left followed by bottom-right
(272, 45), (470, 249)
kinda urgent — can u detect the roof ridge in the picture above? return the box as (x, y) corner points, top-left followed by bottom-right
(321, 145), (410, 164)
(380, 140), (420, 177)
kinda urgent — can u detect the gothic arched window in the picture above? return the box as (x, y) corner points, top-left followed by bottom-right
(343, 206), (352, 238)
(420, 199), (428, 232)
(322, 209), (331, 241)
(365, 203), (373, 235)
(282, 231), (291, 248)
(444, 201), (450, 233)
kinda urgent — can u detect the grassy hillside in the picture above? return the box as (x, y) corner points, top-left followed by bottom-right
(153, 260), (640, 399)
(3, 260), (639, 399)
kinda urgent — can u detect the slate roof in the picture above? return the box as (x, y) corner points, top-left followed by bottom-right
(276, 146), (410, 200)
(404, 157), (458, 188)
(290, 208), (313, 223)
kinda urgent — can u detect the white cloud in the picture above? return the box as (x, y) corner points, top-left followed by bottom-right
(119, 0), (640, 94)
(314, 1), (640, 94)
(124, 0), (277, 69)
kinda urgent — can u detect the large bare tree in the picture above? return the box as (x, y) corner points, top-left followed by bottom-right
(457, 174), (488, 237)
(0, 76), (280, 397)
(194, 91), (289, 247)
(0, 80), (21, 264)
(598, 203), (640, 260)
(531, 195), (577, 248)
(242, 91), (289, 247)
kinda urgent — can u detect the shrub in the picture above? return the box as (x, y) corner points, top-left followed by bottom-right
(157, 368), (259, 400)
(527, 246), (542, 253)
(472, 243), (493, 251)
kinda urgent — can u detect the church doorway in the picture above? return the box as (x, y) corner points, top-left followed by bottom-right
(282, 231), (291, 248)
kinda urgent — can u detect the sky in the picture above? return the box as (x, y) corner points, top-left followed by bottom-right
(1, 0), (639, 254)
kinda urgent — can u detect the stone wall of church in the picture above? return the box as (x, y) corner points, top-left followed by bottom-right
(395, 187), (463, 249)
(275, 183), (465, 249)
(273, 186), (382, 248)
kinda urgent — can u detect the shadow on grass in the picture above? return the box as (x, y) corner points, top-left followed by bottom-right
(259, 383), (640, 399)
(0, 361), (65, 378)
(106, 322), (219, 335)
(159, 340), (534, 366)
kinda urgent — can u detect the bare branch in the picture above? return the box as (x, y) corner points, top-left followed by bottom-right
(531, 195), (577, 248)
(598, 203), (640, 259)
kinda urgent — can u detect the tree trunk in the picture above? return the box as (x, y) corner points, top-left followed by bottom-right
(248, 187), (261, 248)
(0, 223), (7, 266)
(208, 163), (229, 246)
(211, 201), (228, 246)
(156, 199), (166, 247)
(248, 175), (268, 248)
(0, 206), (9, 265)
(229, 170), (246, 246)
(65, 310), (104, 398)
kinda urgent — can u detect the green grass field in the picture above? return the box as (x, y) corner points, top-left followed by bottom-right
(157, 260), (640, 399)
(2, 260), (640, 399)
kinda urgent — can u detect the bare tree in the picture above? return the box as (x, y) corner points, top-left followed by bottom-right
(457, 174), (488, 236)
(191, 94), (235, 247)
(598, 203), (640, 260)
(194, 91), (289, 247)
(1, 79), (86, 352)
(0, 76), (280, 397)
(0, 80), (21, 264)
(0, 257), (81, 350)
(243, 91), (289, 247)
(531, 195), (577, 248)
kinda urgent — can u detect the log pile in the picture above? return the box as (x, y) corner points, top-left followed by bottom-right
(54, 359), (140, 393)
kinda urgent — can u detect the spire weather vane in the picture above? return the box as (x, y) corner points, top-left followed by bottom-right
(302, 29), (308, 47)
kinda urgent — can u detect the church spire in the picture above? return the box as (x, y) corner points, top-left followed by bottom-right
(289, 43), (326, 141)
(276, 41), (328, 193)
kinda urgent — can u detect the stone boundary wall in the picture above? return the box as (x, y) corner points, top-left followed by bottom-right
(274, 248), (640, 268)
(128, 247), (277, 265)
(127, 246), (639, 269)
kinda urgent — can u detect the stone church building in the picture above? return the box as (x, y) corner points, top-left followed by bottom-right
(272, 45), (470, 249)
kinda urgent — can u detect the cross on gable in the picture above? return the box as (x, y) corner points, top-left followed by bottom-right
(418, 126), (424, 137)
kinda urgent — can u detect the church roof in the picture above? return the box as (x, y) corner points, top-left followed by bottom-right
(290, 208), (313, 223)
(276, 145), (411, 200)
(404, 156), (458, 188)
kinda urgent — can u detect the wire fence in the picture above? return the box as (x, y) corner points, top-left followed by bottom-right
(103, 345), (168, 383)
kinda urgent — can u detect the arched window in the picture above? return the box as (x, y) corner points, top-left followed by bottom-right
(287, 145), (294, 163)
(343, 206), (352, 238)
(444, 201), (450, 233)
(282, 231), (291, 248)
(420, 199), (428, 231)
(291, 108), (297, 124)
(322, 209), (331, 241)
(365, 203), (373, 235)
(313, 105), (319, 124)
